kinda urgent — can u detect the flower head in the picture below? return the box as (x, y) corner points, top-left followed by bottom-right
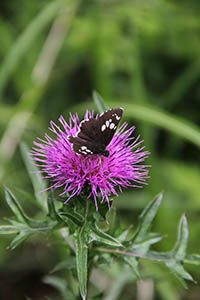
(31, 110), (150, 210)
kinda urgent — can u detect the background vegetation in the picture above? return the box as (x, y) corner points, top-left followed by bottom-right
(0, 0), (200, 299)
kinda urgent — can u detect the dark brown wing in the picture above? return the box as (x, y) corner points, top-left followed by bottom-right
(68, 136), (97, 155)
(68, 118), (102, 155)
(68, 108), (123, 155)
(98, 108), (123, 147)
(77, 118), (101, 143)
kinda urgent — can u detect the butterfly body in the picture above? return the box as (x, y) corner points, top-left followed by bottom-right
(68, 108), (123, 157)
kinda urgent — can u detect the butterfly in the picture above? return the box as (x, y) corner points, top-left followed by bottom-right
(68, 108), (123, 157)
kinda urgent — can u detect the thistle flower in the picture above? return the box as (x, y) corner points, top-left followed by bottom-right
(30, 110), (150, 210)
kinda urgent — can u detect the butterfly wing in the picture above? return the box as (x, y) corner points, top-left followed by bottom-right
(68, 118), (102, 155)
(68, 136), (97, 155)
(98, 108), (123, 147)
(77, 118), (101, 142)
(68, 108), (123, 155)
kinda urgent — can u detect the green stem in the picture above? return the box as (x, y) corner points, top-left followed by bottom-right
(95, 247), (181, 264)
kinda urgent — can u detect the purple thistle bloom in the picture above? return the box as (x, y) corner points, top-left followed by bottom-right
(30, 110), (150, 210)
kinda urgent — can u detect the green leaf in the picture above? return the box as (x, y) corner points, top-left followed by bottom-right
(122, 256), (141, 279)
(173, 215), (188, 260)
(165, 262), (194, 289)
(59, 211), (84, 227)
(131, 233), (163, 251)
(93, 91), (107, 114)
(4, 187), (29, 223)
(117, 227), (132, 243)
(75, 225), (88, 300)
(20, 142), (47, 211)
(47, 196), (66, 226)
(9, 230), (31, 249)
(4, 187), (48, 228)
(184, 254), (200, 265)
(50, 258), (76, 273)
(0, 225), (23, 234)
(89, 223), (123, 247)
(132, 192), (163, 243)
(47, 196), (59, 219)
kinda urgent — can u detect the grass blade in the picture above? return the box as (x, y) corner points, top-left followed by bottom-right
(109, 101), (200, 148)
(0, 0), (63, 99)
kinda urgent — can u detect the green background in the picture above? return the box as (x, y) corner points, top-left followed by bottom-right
(0, 0), (200, 299)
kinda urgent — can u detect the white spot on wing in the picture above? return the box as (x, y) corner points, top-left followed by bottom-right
(81, 146), (87, 150)
(86, 149), (93, 154)
(106, 121), (109, 127)
(81, 151), (87, 155)
(110, 123), (115, 129)
(101, 124), (106, 131)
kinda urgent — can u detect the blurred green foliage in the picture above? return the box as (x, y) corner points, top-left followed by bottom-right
(0, 0), (200, 299)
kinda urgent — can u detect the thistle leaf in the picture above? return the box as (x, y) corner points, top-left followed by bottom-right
(59, 211), (84, 227)
(131, 233), (163, 254)
(165, 262), (194, 289)
(9, 230), (31, 249)
(117, 227), (132, 242)
(184, 254), (200, 265)
(172, 214), (188, 260)
(122, 256), (141, 279)
(4, 187), (49, 228)
(127, 193), (163, 255)
(4, 187), (29, 223)
(0, 224), (23, 234)
(132, 193), (163, 244)
(89, 223), (123, 247)
(75, 225), (88, 300)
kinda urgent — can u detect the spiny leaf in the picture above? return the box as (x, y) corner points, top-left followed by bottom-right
(4, 187), (30, 223)
(131, 233), (163, 253)
(47, 196), (59, 219)
(9, 230), (31, 249)
(89, 223), (123, 247)
(4, 187), (49, 228)
(173, 214), (188, 260)
(20, 142), (47, 211)
(184, 254), (200, 265)
(93, 91), (107, 114)
(122, 256), (141, 280)
(165, 262), (194, 289)
(117, 226), (133, 242)
(0, 224), (25, 234)
(47, 195), (66, 226)
(132, 192), (163, 243)
(59, 211), (84, 227)
(75, 225), (88, 300)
